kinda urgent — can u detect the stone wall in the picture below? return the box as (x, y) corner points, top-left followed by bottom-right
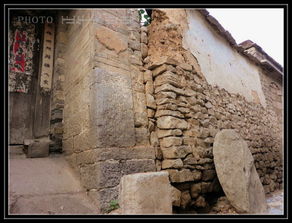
(61, 9), (156, 213)
(142, 9), (283, 212)
(49, 12), (67, 152)
(53, 8), (283, 213)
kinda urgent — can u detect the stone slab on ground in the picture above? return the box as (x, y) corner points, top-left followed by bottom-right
(119, 171), (172, 214)
(9, 192), (99, 215)
(213, 129), (267, 214)
(25, 138), (51, 158)
(9, 154), (98, 214)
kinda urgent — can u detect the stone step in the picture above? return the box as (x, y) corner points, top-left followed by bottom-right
(24, 137), (52, 158)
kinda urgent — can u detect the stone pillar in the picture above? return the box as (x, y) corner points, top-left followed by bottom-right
(61, 9), (156, 212)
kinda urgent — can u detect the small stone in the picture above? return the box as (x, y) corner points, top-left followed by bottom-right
(141, 43), (148, 59)
(190, 183), (201, 198)
(152, 64), (168, 77)
(147, 108), (155, 118)
(150, 131), (159, 147)
(160, 137), (182, 148)
(162, 159), (183, 169)
(157, 129), (183, 138)
(194, 196), (207, 208)
(155, 110), (184, 119)
(180, 191), (192, 209)
(161, 146), (192, 159)
(201, 182), (212, 193)
(205, 101), (213, 109)
(167, 169), (194, 183)
(146, 94), (156, 109)
(157, 116), (188, 130)
(143, 70), (152, 83)
(171, 186), (181, 207)
(145, 81), (154, 94)
(202, 169), (216, 181)
(192, 170), (202, 181)
(141, 32), (148, 44)
(178, 63), (192, 71)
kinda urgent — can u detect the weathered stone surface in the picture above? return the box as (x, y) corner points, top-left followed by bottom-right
(178, 63), (192, 71)
(155, 83), (185, 96)
(171, 186), (181, 207)
(155, 110), (184, 119)
(180, 191), (191, 209)
(157, 129), (183, 138)
(162, 159), (183, 169)
(89, 68), (136, 147)
(152, 64), (168, 76)
(202, 169), (216, 181)
(150, 131), (159, 147)
(119, 172), (172, 214)
(194, 196), (207, 208)
(95, 26), (127, 54)
(160, 137), (182, 148)
(155, 91), (176, 99)
(157, 116), (188, 130)
(190, 183), (201, 198)
(161, 146), (192, 159)
(143, 70), (153, 83)
(167, 169), (194, 183)
(154, 71), (181, 88)
(76, 146), (155, 164)
(135, 127), (150, 145)
(192, 170), (202, 181)
(26, 138), (51, 158)
(146, 93), (156, 109)
(141, 31), (148, 44)
(145, 81), (154, 94)
(213, 129), (267, 213)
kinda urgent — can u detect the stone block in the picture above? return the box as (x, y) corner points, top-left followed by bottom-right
(89, 68), (136, 147)
(161, 146), (192, 159)
(122, 159), (156, 175)
(119, 171), (172, 214)
(141, 43), (148, 59)
(162, 159), (183, 169)
(171, 186), (181, 207)
(95, 26), (128, 54)
(146, 93), (156, 109)
(180, 191), (191, 209)
(190, 183), (201, 198)
(155, 110), (184, 119)
(26, 138), (51, 158)
(160, 137), (183, 148)
(157, 116), (188, 130)
(157, 129), (183, 138)
(135, 127), (149, 146)
(167, 169), (194, 183)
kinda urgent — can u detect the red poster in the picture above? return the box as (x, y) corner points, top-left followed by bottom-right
(11, 30), (27, 73)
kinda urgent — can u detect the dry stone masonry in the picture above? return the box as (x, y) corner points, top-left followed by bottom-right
(9, 8), (283, 214)
(140, 9), (283, 213)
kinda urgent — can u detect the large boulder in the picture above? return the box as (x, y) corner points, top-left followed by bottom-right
(213, 129), (267, 214)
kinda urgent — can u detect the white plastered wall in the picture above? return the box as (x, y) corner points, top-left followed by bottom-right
(181, 10), (267, 108)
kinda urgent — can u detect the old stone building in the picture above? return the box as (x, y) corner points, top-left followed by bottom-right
(8, 8), (283, 214)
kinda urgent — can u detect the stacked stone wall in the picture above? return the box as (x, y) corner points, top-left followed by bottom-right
(143, 9), (283, 212)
